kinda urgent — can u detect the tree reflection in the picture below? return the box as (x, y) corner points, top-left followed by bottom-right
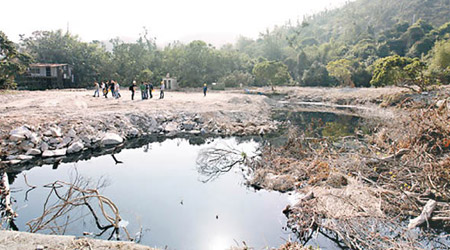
(196, 145), (248, 183)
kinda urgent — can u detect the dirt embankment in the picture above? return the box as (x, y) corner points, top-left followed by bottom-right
(0, 230), (155, 250)
(0, 89), (277, 166)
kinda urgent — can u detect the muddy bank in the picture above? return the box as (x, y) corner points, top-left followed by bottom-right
(0, 230), (155, 250)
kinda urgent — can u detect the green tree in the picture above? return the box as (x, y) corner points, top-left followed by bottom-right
(302, 61), (336, 87)
(21, 30), (110, 87)
(370, 55), (429, 92)
(219, 71), (254, 87)
(326, 59), (354, 86)
(136, 68), (153, 83)
(0, 31), (32, 89)
(252, 60), (291, 87)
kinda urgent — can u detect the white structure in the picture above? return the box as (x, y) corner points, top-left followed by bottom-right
(162, 73), (178, 90)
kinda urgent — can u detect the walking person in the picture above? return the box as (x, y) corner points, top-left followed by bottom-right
(129, 81), (137, 100)
(114, 81), (121, 99)
(203, 83), (208, 97)
(159, 81), (165, 99)
(101, 81), (107, 98)
(104, 81), (109, 98)
(93, 81), (100, 97)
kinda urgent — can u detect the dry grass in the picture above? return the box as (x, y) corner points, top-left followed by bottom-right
(247, 90), (450, 249)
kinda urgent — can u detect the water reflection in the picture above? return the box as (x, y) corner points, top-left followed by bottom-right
(5, 137), (290, 250)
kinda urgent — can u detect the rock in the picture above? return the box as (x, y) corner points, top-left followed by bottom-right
(9, 160), (21, 165)
(80, 135), (91, 144)
(67, 128), (77, 138)
(40, 142), (49, 152)
(164, 122), (179, 133)
(57, 137), (72, 148)
(50, 126), (63, 137)
(182, 121), (196, 131)
(43, 130), (52, 136)
(128, 128), (139, 137)
(42, 148), (67, 158)
(9, 126), (32, 141)
(67, 141), (84, 154)
(26, 148), (42, 156)
(6, 155), (17, 160)
(101, 133), (123, 146)
(193, 115), (202, 123)
(16, 155), (33, 161)
(29, 133), (40, 144)
(189, 130), (201, 135)
(49, 137), (62, 146)
(20, 141), (35, 151)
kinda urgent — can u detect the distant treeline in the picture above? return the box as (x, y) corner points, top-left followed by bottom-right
(1, 0), (450, 90)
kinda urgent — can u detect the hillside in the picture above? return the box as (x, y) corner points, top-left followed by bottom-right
(299, 0), (450, 43)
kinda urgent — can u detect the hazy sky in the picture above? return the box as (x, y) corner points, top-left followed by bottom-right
(1, 0), (350, 46)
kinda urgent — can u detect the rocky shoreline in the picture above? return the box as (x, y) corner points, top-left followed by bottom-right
(0, 110), (278, 168)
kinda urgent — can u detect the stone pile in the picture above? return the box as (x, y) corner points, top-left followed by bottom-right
(0, 111), (278, 166)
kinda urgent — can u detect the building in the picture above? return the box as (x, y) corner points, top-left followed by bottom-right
(162, 73), (178, 90)
(19, 63), (74, 90)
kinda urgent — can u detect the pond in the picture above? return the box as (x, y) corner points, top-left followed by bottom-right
(7, 137), (292, 250)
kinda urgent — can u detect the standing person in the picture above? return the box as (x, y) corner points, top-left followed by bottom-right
(114, 81), (121, 99)
(104, 81), (109, 98)
(145, 82), (151, 99)
(140, 82), (146, 100)
(101, 81), (106, 98)
(203, 83), (208, 97)
(159, 81), (165, 99)
(129, 81), (137, 100)
(93, 81), (100, 97)
(110, 80), (116, 98)
(148, 82), (153, 99)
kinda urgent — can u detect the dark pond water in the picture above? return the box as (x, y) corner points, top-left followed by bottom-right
(8, 137), (293, 250)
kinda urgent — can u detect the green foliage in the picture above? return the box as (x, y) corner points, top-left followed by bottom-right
(21, 30), (111, 87)
(326, 59), (354, 86)
(252, 60), (291, 86)
(430, 39), (450, 70)
(302, 61), (336, 87)
(370, 55), (429, 91)
(429, 39), (450, 84)
(136, 69), (153, 83)
(219, 71), (254, 87)
(0, 31), (32, 89)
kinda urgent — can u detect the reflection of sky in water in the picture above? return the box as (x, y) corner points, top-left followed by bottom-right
(10, 138), (290, 250)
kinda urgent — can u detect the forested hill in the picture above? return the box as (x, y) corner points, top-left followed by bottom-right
(298, 0), (450, 44)
(233, 0), (450, 87)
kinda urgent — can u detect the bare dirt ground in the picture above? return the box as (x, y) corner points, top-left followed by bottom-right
(0, 89), (270, 132)
(0, 87), (405, 130)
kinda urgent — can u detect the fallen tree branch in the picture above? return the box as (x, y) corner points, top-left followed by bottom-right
(408, 199), (437, 230)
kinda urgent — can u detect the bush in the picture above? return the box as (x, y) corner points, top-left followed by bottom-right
(219, 71), (254, 88)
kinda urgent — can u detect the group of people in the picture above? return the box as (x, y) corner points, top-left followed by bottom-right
(129, 81), (165, 100)
(93, 80), (122, 99)
(93, 80), (208, 100)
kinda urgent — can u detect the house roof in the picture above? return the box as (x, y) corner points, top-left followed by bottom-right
(30, 63), (69, 67)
